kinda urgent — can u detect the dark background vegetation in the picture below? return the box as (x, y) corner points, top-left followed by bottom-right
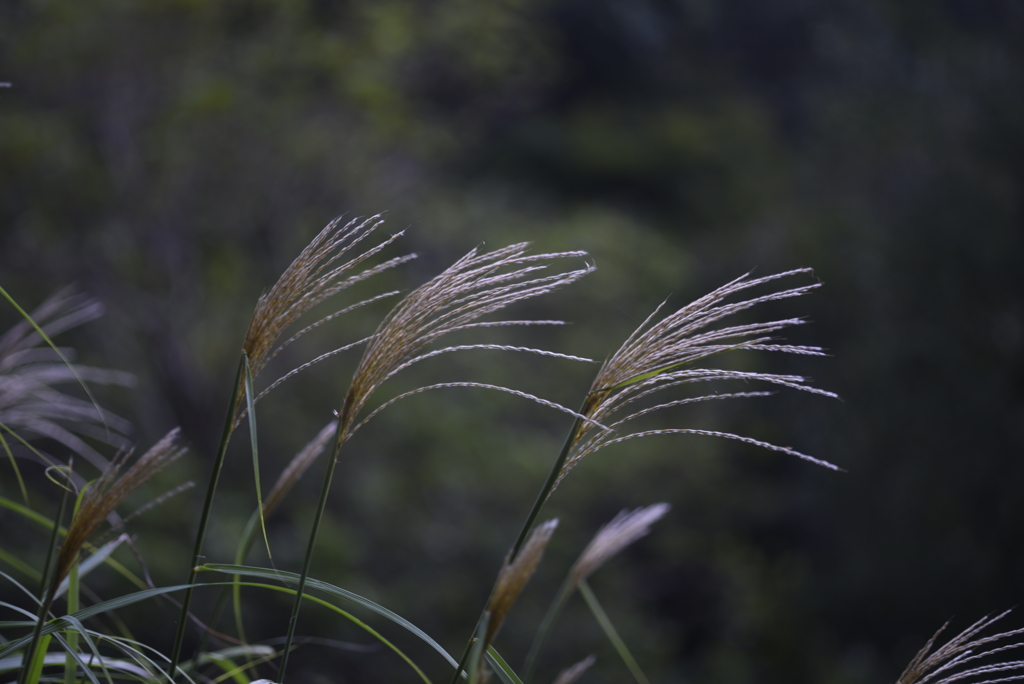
(2, 1), (1022, 683)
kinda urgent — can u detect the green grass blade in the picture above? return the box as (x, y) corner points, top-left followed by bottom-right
(55, 536), (123, 599)
(0, 583), (198, 662)
(50, 631), (105, 684)
(199, 564), (458, 668)
(0, 421), (58, 469)
(20, 467), (71, 684)
(169, 355), (245, 681)
(0, 548), (41, 582)
(242, 353), (272, 563)
(63, 561), (81, 684)
(466, 612), (490, 684)
(0, 429), (28, 505)
(0, 495), (149, 592)
(222, 580), (433, 684)
(578, 580), (649, 684)
(20, 633), (51, 684)
(486, 647), (524, 684)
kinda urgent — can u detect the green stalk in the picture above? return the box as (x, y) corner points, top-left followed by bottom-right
(168, 356), (245, 681)
(578, 580), (649, 684)
(278, 407), (348, 682)
(19, 471), (70, 684)
(62, 560), (79, 684)
(450, 413), (584, 684)
(509, 415), (582, 560)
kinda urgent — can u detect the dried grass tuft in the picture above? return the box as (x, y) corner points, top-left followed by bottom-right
(53, 428), (186, 591)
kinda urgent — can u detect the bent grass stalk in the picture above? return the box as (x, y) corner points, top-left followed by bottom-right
(168, 217), (410, 680)
(278, 243), (593, 681)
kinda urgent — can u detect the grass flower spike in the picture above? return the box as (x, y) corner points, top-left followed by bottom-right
(563, 267), (838, 488)
(171, 216), (412, 679)
(54, 428), (186, 591)
(897, 611), (1024, 684)
(486, 519), (560, 650)
(338, 242), (595, 436)
(552, 655), (596, 684)
(282, 243), (593, 681)
(524, 504), (669, 680)
(570, 503), (670, 583)
(243, 214), (415, 397)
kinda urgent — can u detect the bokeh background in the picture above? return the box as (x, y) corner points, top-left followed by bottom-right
(2, 1), (1023, 683)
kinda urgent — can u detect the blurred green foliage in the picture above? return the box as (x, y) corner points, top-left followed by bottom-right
(1, 1), (1022, 683)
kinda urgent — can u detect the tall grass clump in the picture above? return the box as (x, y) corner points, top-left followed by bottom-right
(2, 216), (1020, 684)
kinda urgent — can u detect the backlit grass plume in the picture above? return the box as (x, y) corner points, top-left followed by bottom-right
(242, 214), (413, 383)
(524, 504), (670, 681)
(170, 216), (412, 679)
(897, 611), (1024, 684)
(508, 268), (836, 566)
(563, 267), (838, 484)
(281, 243), (594, 680)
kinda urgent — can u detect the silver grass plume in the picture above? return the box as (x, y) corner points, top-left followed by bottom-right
(571, 503), (670, 583)
(484, 519), (559, 652)
(336, 242), (595, 439)
(282, 244), (592, 681)
(523, 504), (669, 680)
(0, 287), (133, 470)
(262, 420), (337, 518)
(897, 611), (1024, 684)
(242, 214), (414, 394)
(552, 655), (597, 684)
(557, 268), (838, 490)
(53, 428), (186, 591)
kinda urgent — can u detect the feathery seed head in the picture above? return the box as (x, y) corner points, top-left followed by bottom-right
(555, 269), (838, 489)
(242, 215), (414, 381)
(262, 420), (337, 518)
(0, 287), (134, 471)
(338, 243), (593, 437)
(897, 611), (1024, 684)
(571, 503), (670, 583)
(53, 428), (186, 591)
(485, 518), (559, 649)
(552, 655), (597, 684)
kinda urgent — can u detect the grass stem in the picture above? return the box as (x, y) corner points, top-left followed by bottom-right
(278, 407), (348, 682)
(168, 356), (245, 681)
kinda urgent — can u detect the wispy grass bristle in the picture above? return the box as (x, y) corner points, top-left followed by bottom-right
(571, 503), (670, 583)
(554, 268), (837, 489)
(898, 611), (1024, 684)
(485, 519), (559, 651)
(54, 428), (186, 591)
(0, 288), (134, 471)
(242, 214), (414, 381)
(337, 243), (593, 432)
(263, 420), (337, 518)
(552, 655), (596, 684)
